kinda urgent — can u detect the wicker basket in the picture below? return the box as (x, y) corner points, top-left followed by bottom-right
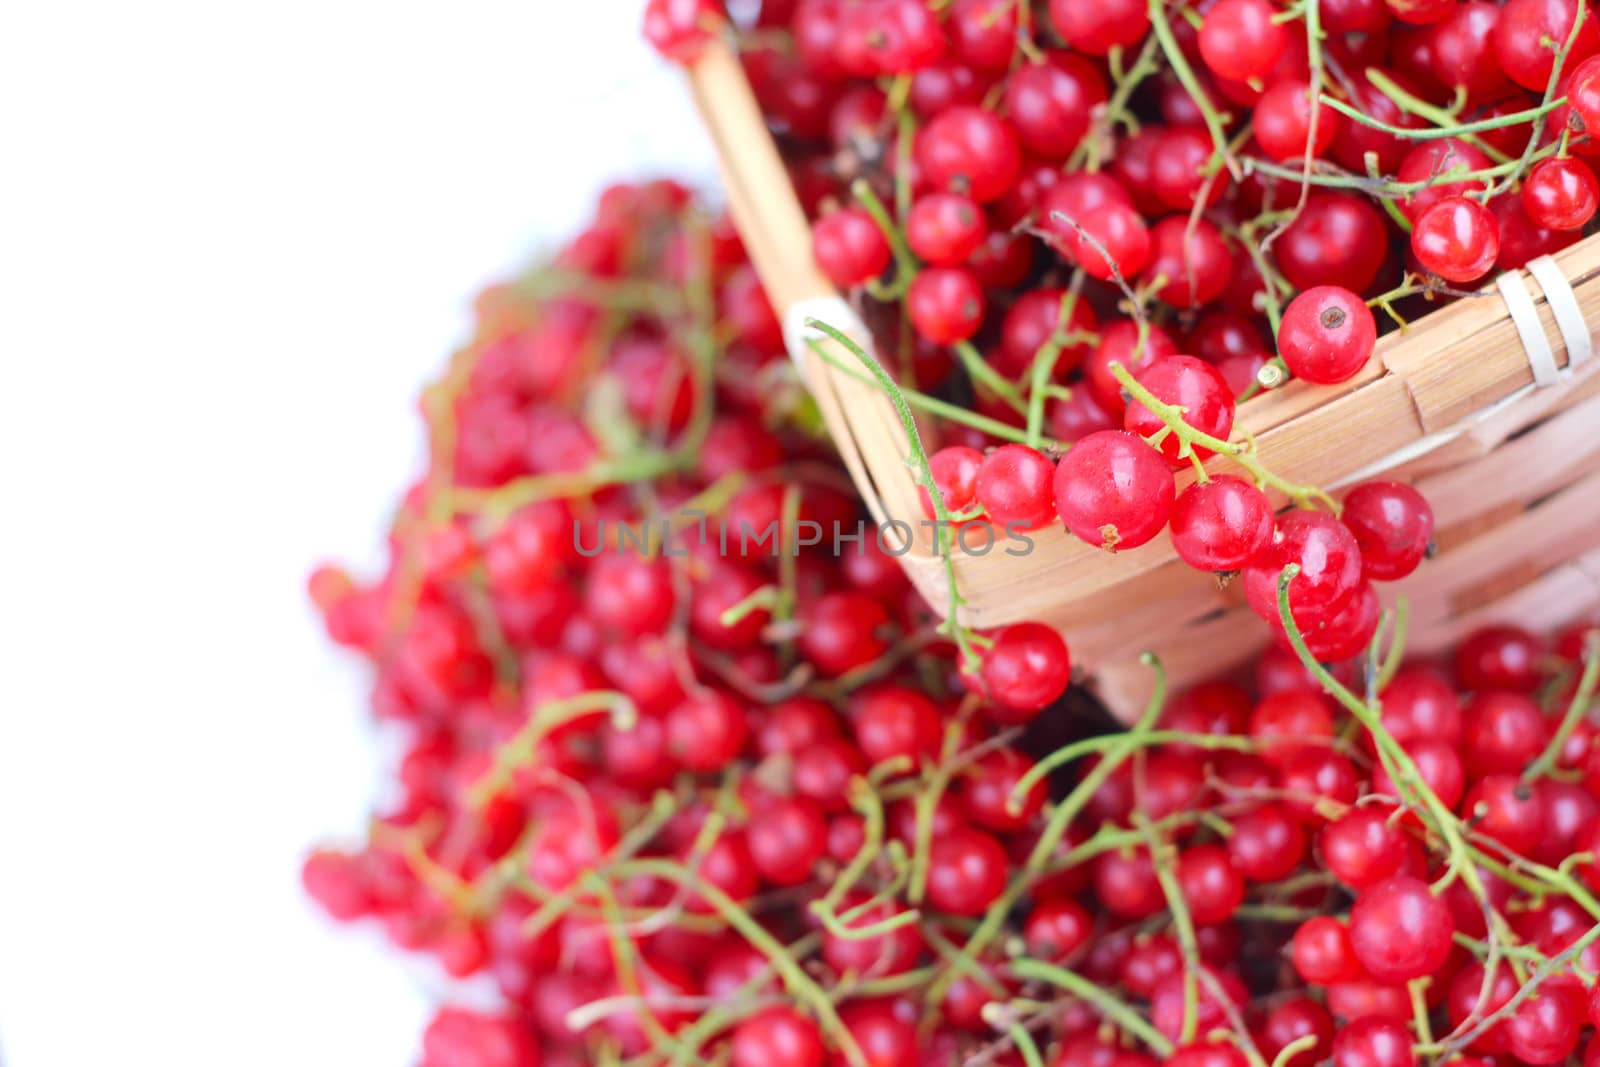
(685, 40), (1600, 721)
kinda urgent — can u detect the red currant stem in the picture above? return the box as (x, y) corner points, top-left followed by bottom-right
(955, 339), (1030, 413)
(1427, 923), (1600, 1055)
(579, 873), (685, 1055)
(1232, 222), (1289, 339)
(1243, 149), (1559, 197)
(1072, 34), (1163, 172)
(717, 584), (781, 628)
(1232, 903), (1323, 922)
(1358, 69), (1514, 165)
(468, 691), (638, 809)
(804, 318), (983, 670)
(776, 481), (802, 628)
(1267, 1035), (1320, 1067)
(675, 212), (722, 459)
(1281, 0), (1328, 230)
(1024, 285), (1087, 449)
(1523, 630), (1600, 781)
(979, 1006), (1047, 1067)
(851, 178), (918, 299)
(921, 925), (1011, 998)
(1007, 731), (1260, 813)
(1009, 959), (1175, 1054)
(1372, 600), (1410, 696)
(514, 267), (687, 317)
(1323, 92), (1564, 145)
(1491, 5), (1591, 196)
(1147, 0), (1238, 179)
(806, 339), (1068, 447)
(814, 776), (889, 915)
(1108, 362), (1338, 509)
(1405, 978), (1436, 1049)
(454, 455), (679, 523)
(1139, 822), (1203, 1044)
(925, 657), (1168, 1016)
(617, 858), (871, 1067)
(660, 942), (819, 1067)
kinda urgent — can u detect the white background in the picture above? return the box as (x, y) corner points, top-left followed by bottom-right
(0, 3), (714, 1063)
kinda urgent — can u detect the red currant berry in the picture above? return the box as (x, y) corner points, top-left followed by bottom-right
(1341, 480), (1435, 581)
(1243, 510), (1365, 625)
(1320, 807), (1413, 889)
(1278, 285), (1378, 385)
(747, 795), (828, 886)
(916, 105), (1023, 203)
(1412, 195), (1500, 282)
(1049, 0), (1150, 54)
(1046, 201), (1152, 282)
(1176, 844), (1246, 923)
(1227, 804), (1309, 881)
(976, 445), (1058, 531)
(1456, 624), (1544, 691)
(906, 266), (984, 344)
(1170, 475), (1274, 572)
(642, 0), (724, 64)
(1054, 430), (1177, 551)
(812, 208), (891, 288)
(1004, 53), (1108, 160)
(924, 445), (984, 518)
(1331, 1015), (1416, 1067)
(906, 192), (988, 266)
(732, 1007), (824, 1067)
(1277, 191), (1389, 292)
(1462, 772), (1546, 855)
(1023, 896), (1094, 961)
(1142, 217), (1234, 308)
(1123, 355), (1236, 467)
(1493, 0), (1600, 90)
(1506, 990), (1584, 1065)
(1569, 54), (1600, 134)
(1254, 79), (1341, 161)
(925, 826), (1009, 916)
(1200, 0), (1289, 82)
(1524, 155), (1599, 229)
(798, 591), (891, 676)
(980, 621), (1072, 715)
(1293, 915), (1363, 983)
(1348, 874), (1456, 982)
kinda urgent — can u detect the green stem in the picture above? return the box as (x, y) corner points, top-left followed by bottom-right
(1525, 631), (1600, 782)
(1010, 959), (1175, 1054)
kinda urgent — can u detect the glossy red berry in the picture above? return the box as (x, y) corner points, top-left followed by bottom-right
(916, 105), (1022, 203)
(732, 1007), (825, 1067)
(1004, 53), (1109, 160)
(1341, 480), (1435, 580)
(748, 796), (828, 886)
(1243, 511), (1365, 625)
(1176, 844), (1246, 923)
(1493, 0), (1600, 90)
(1412, 195), (1500, 282)
(1023, 896), (1094, 961)
(906, 266), (984, 343)
(812, 208), (892, 288)
(1331, 1015), (1416, 1067)
(642, 0), (724, 64)
(1570, 54), (1600, 134)
(1142, 217), (1234, 308)
(1348, 875), (1456, 982)
(1254, 79), (1341, 162)
(798, 592), (891, 676)
(1524, 156), (1600, 229)
(925, 827), (1009, 916)
(906, 192), (988, 266)
(1320, 807), (1413, 888)
(924, 445), (984, 517)
(976, 445), (1057, 531)
(1293, 915), (1363, 983)
(980, 622), (1072, 714)
(1123, 355), (1236, 467)
(1200, 0), (1288, 82)
(1227, 804), (1309, 881)
(1046, 201), (1152, 281)
(1054, 430), (1177, 551)
(1169, 475), (1274, 572)
(1050, 0), (1150, 54)
(1278, 286), (1378, 385)
(1456, 624), (1544, 691)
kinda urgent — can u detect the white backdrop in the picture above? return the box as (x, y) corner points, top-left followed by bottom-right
(0, 3), (714, 1063)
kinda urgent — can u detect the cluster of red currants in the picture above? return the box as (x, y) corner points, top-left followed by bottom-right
(304, 182), (1078, 1067)
(305, 177), (1600, 1067)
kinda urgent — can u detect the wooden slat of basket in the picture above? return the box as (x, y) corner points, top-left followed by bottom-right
(1380, 237), (1600, 432)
